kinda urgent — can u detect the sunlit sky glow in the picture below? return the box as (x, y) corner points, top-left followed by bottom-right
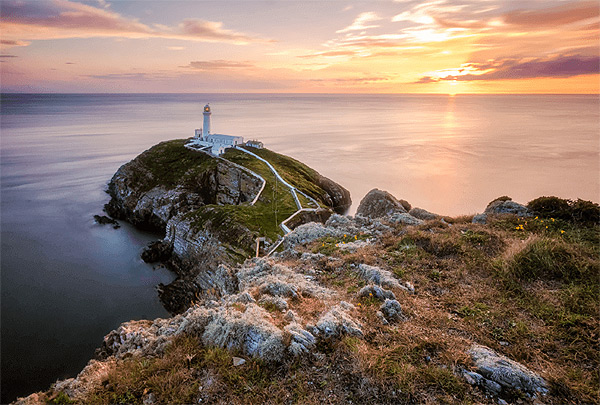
(1, 0), (598, 93)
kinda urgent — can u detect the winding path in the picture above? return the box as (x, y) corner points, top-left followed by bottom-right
(234, 147), (321, 255)
(185, 142), (321, 256)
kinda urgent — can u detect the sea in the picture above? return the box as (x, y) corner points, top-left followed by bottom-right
(1, 93), (598, 402)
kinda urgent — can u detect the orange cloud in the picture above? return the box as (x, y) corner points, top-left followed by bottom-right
(416, 54), (600, 82)
(503, 1), (599, 27)
(183, 60), (255, 70)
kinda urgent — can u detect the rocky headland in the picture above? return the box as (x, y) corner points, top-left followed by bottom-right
(103, 140), (351, 313)
(16, 142), (599, 404)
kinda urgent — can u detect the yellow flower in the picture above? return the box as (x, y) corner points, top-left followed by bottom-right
(344, 234), (347, 238)
(355, 235), (357, 240)
(369, 293), (373, 296)
(560, 230), (565, 234)
(551, 218), (555, 222)
(535, 216), (538, 219)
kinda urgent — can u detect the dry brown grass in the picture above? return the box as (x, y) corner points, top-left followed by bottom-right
(47, 216), (597, 404)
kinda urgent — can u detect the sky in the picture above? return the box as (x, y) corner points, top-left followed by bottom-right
(1, 0), (598, 93)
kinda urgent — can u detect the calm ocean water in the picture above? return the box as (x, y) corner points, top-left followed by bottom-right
(1, 93), (598, 401)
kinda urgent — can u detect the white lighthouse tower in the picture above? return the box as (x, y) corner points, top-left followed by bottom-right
(189, 103), (245, 156)
(202, 104), (211, 139)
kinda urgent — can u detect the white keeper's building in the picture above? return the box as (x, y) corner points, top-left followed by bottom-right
(189, 104), (244, 156)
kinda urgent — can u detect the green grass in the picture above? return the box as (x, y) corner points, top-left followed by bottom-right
(231, 147), (330, 205)
(130, 139), (217, 193)
(190, 148), (300, 243)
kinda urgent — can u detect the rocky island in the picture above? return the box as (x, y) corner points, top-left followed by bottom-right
(16, 141), (599, 404)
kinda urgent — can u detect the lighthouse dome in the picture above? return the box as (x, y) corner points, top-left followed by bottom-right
(204, 104), (211, 113)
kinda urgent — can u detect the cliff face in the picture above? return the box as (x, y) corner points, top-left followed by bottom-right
(105, 140), (263, 232)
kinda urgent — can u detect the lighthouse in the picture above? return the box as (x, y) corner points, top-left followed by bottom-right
(202, 103), (211, 139)
(189, 103), (246, 156)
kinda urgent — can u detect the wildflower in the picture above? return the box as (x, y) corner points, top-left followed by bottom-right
(535, 216), (538, 219)
(344, 234), (347, 238)
(369, 293), (373, 296)
(545, 226), (548, 229)
(357, 303), (361, 306)
(551, 218), (555, 222)
(560, 230), (565, 234)
(355, 235), (357, 240)
(322, 242), (325, 247)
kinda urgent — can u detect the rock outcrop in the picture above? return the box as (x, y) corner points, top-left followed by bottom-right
(465, 344), (548, 398)
(356, 188), (407, 219)
(472, 197), (533, 224)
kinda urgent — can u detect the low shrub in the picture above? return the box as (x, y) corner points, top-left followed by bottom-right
(527, 196), (599, 226)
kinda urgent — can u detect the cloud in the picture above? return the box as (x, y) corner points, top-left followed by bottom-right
(85, 72), (177, 81)
(416, 54), (600, 82)
(309, 76), (390, 83)
(0, 54), (18, 58)
(182, 60), (255, 71)
(337, 12), (381, 33)
(414, 76), (440, 83)
(503, 1), (599, 27)
(297, 50), (357, 58)
(0, 39), (31, 48)
(177, 19), (267, 43)
(1, 0), (271, 46)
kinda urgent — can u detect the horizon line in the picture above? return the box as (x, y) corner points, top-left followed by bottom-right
(1, 91), (598, 96)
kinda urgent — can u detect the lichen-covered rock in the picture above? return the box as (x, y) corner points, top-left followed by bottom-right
(313, 302), (363, 339)
(238, 258), (332, 299)
(388, 212), (424, 226)
(284, 222), (337, 247)
(259, 295), (288, 311)
(472, 213), (488, 224)
(356, 189), (407, 219)
(358, 284), (396, 301)
(379, 299), (403, 323)
(485, 199), (532, 217)
(336, 239), (372, 252)
(199, 304), (285, 363)
(357, 264), (409, 291)
(285, 323), (316, 355)
(194, 263), (238, 296)
(409, 207), (439, 220)
(468, 344), (548, 397)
